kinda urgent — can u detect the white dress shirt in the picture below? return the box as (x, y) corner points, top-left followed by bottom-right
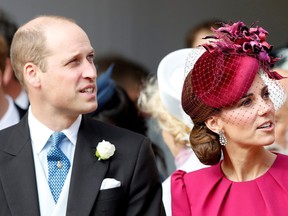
(28, 108), (81, 216)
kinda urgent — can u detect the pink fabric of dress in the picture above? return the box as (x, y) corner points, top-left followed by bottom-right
(171, 153), (288, 216)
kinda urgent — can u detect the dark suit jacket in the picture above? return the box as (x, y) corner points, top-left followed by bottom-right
(0, 114), (165, 216)
(15, 103), (27, 119)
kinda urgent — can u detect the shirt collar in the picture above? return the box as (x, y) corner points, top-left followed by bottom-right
(28, 108), (82, 154)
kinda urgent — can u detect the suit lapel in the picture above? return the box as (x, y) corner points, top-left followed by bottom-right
(66, 117), (109, 216)
(1, 115), (40, 215)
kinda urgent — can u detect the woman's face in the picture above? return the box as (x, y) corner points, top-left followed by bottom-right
(219, 74), (275, 147)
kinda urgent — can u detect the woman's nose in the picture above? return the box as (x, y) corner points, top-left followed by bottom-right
(257, 99), (274, 116)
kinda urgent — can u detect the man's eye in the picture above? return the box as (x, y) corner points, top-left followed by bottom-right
(87, 54), (94, 62)
(68, 59), (80, 65)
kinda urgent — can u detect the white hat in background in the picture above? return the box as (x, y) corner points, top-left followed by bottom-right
(157, 48), (205, 129)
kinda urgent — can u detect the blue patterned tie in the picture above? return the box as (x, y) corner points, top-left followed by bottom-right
(47, 132), (70, 203)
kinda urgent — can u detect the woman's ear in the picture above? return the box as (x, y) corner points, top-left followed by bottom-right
(204, 116), (222, 133)
(24, 62), (41, 88)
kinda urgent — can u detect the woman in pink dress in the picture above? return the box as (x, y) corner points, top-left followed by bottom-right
(171, 21), (288, 216)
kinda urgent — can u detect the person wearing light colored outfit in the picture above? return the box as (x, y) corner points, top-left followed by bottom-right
(139, 49), (208, 216)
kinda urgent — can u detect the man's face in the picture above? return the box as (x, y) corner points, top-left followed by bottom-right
(39, 22), (97, 117)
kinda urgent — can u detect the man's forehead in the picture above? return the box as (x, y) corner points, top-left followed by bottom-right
(45, 23), (90, 47)
(23, 16), (72, 28)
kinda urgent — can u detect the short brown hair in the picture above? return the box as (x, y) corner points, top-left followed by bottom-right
(185, 19), (223, 48)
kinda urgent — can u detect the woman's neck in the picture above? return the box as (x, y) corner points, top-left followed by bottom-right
(221, 147), (276, 182)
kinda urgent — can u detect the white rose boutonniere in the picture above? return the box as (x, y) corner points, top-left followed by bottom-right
(95, 140), (116, 161)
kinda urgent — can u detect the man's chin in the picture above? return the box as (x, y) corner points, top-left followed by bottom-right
(82, 103), (98, 114)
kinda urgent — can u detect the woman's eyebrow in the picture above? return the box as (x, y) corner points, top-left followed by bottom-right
(241, 93), (253, 99)
(241, 85), (268, 99)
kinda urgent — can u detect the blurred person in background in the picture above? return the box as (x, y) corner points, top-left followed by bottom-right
(89, 64), (168, 181)
(185, 19), (223, 48)
(138, 49), (208, 215)
(0, 36), (25, 130)
(0, 8), (29, 111)
(95, 55), (149, 109)
(266, 49), (288, 153)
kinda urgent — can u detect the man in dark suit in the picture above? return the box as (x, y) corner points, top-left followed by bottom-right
(0, 15), (165, 215)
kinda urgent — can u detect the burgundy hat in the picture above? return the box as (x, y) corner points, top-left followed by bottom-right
(182, 21), (283, 120)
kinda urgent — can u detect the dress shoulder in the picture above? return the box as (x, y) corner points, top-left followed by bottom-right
(171, 165), (223, 216)
(171, 170), (191, 216)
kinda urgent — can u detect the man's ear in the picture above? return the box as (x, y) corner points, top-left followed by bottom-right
(204, 116), (223, 133)
(24, 62), (41, 87)
(2, 58), (14, 86)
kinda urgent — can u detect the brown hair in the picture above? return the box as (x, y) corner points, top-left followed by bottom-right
(181, 70), (223, 165)
(185, 19), (223, 48)
(0, 36), (8, 72)
(189, 90), (222, 165)
(190, 123), (221, 165)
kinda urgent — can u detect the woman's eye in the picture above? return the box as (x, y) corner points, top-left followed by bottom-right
(263, 90), (270, 99)
(240, 98), (252, 106)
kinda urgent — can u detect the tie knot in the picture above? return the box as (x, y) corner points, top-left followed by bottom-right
(51, 132), (66, 148)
